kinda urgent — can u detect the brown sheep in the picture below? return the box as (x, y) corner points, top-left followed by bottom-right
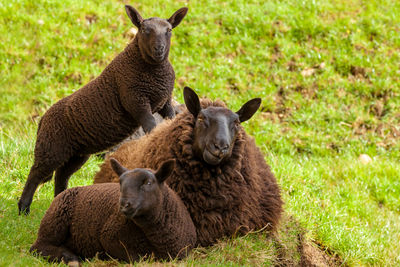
(18, 5), (188, 214)
(94, 87), (283, 247)
(30, 159), (196, 264)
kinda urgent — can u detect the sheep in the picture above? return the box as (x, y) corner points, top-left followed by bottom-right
(94, 87), (283, 247)
(30, 158), (197, 265)
(18, 5), (189, 215)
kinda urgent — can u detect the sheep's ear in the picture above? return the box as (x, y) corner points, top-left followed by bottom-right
(125, 5), (143, 28)
(154, 159), (175, 184)
(168, 7), (188, 29)
(110, 158), (128, 177)
(184, 87), (201, 118)
(236, 98), (262, 123)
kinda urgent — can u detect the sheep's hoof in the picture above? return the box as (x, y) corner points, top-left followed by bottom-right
(67, 261), (80, 267)
(17, 201), (30, 216)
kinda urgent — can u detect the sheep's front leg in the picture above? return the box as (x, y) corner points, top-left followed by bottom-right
(158, 100), (175, 119)
(120, 93), (156, 134)
(30, 242), (80, 264)
(138, 108), (157, 134)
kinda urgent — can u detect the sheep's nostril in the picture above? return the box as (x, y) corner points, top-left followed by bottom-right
(214, 143), (229, 151)
(154, 45), (165, 53)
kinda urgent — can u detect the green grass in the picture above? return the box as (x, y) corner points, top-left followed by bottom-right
(1, 0), (400, 266)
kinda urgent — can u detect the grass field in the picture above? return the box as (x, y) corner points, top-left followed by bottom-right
(1, 0), (400, 266)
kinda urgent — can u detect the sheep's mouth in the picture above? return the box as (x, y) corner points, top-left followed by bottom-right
(152, 54), (166, 62)
(203, 148), (223, 166)
(120, 207), (140, 219)
(151, 49), (167, 62)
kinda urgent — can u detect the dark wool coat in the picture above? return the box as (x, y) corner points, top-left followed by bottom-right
(36, 37), (174, 158)
(94, 99), (283, 247)
(31, 183), (196, 262)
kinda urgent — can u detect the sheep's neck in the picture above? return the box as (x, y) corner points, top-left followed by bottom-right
(133, 188), (187, 254)
(133, 188), (169, 229)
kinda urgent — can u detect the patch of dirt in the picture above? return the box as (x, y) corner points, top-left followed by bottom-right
(294, 83), (318, 99)
(350, 65), (368, 78)
(300, 241), (342, 267)
(64, 72), (82, 84)
(270, 44), (283, 63)
(260, 87), (292, 123)
(85, 14), (98, 25)
(369, 100), (387, 118)
(227, 77), (240, 93)
(272, 215), (343, 266)
(301, 62), (326, 77)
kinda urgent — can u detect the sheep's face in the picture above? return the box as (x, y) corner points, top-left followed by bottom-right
(193, 107), (240, 165)
(119, 169), (162, 218)
(125, 5), (188, 64)
(184, 87), (262, 166)
(110, 158), (175, 219)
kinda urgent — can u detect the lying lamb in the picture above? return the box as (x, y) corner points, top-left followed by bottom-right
(18, 5), (188, 214)
(94, 87), (283, 247)
(30, 159), (196, 264)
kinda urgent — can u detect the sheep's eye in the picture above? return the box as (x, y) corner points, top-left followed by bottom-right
(167, 28), (172, 33)
(232, 120), (240, 130)
(141, 28), (149, 34)
(146, 181), (152, 186)
(198, 117), (208, 128)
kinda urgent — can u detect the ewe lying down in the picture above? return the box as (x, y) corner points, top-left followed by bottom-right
(31, 159), (196, 264)
(95, 87), (284, 247)
(18, 5), (188, 215)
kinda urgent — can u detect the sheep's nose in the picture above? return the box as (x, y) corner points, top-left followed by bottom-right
(212, 142), (229, 156)
(154, 45), (165, 53)
(215, 143), (229, 151)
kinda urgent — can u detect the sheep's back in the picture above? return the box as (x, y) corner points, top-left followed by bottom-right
(66, 183), (121, 257)
(65, 75), (139, 154)
(94, 119), (175, 184)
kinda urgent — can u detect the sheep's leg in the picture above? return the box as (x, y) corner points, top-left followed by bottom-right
(18, 164), (54, 215)
(54, 155), (89, 197)
(120, 96), (156, 133)
(158, 100), (175, 119)
(30, 242), (80, 264)
(136, 108), (157, 134)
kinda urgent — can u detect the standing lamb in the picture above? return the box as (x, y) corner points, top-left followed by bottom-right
(18, 5), (188, 214)
(30, 159), (197, 264)
(94, 87), (283, 247)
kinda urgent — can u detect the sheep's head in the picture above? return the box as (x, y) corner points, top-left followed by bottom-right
(125, 5), (188, 64)
(110, 158), (175, 219)
(184, 87), (261, 166)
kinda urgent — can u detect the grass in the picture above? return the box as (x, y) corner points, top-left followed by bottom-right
(1, 0), (400, 265)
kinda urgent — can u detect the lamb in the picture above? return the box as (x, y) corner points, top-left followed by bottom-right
(30, 159), (197, 265)
(18, 5), (188, 214)
(94, 87), (283, 247)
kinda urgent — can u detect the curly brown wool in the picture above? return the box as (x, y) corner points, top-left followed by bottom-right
(30, 161), (196, 264)
(94, 98), (283, 247)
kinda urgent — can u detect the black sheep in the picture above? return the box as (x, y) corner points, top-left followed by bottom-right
(18, 5), (188, 214)
(95, 87), (283, 247)
(30, 159), (197, 264)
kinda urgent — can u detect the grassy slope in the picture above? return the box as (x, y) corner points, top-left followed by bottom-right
(1, 0), (399, 265)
